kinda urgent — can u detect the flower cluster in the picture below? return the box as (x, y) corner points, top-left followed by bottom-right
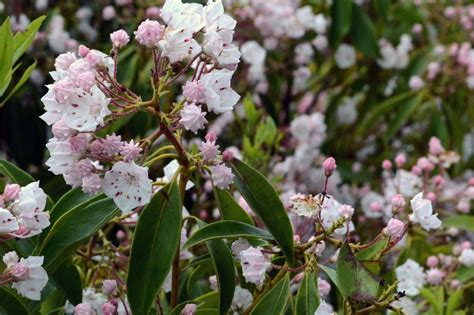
(0, 182), (49, 239)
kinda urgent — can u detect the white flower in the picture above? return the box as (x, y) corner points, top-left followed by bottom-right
(103, 162), (152, 213)
(45, 138), (81, 175)
(9, 254), (48, 301)
(231, 286), (253, 314)
(314, 301), (335, 315)
(0, 209), (19, 233)
(159, 27), (202, 64)
(231, 238), (251, 258)
(409, 192), (441, 231)
(62, 86), (111, 132)
(388, 170), (423, 197)
(199, 69), (240, 113)
(290, 194), (321, 218)
(82, 287), (107, 313)
(161, 0), (204, 32)
(40, 89), (64, 125)
(334, 44), (356, 69)
(396, 259), (426, 296)
(320, 196), (354, 236)
(360, 192), (386, 219)
(11, 182), (50, 236)
(390, 297), (418, 315)
(240, 247), (271, 287)
(459, 248), (474, 267)
(156, 160), (194, 190)
(241, 41), (266, 67)
(313, 13), (328, 34)
(336, 97), (358, 125)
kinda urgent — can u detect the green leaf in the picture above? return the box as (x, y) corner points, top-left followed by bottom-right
(0, 18), (14, 97)
(127, 181), (182, 315)
(196, 219), (235, 315)
(329, 0), (353, 47)
(350, 4), (379, 58)
(184, 221), (273, 249)
(295, 271), (320, 315)
(0, 286), (29, 315)
(213, 188), (254, 226)
(50, 260), (82, 305)
(1, 61), (37, 107)
(250, 274), (290, 315)
(356, 91), (415, 137)
(446, 289), (464, 315)
(456, 266), (474, 282)
(254, 117), (277, 148)
(443, 215), (474, 232)
(40, 198), (119, 273)
(12, 16), (45, 64)
(420, 288), (443, 314)
(384, 94), (423, 141)
(0, 158), (35, 185)
(356, 238), (388, 261)
(336, 242), (380, 302)
(318, 264), (337, 287)
(229, 159), (295, 266)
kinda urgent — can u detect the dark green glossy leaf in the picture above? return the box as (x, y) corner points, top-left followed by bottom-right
(50, 260), (82, 305)
(336, 242), (380, 302)
(40, 198), (119, 273)
(0, 286), (29, 315)
(0, 158), (34, 185)
(184, 221), (272, 249)
(329, 0), (352, 47)
(295, 271), (320, 315)
(213, 188), (254, 226)
(229, 159), (295, 266)
(196, 219), (235, 315)
(127, 181), (182, 315)
(250, 275), (290, 315)
(350, 4), (379, 58)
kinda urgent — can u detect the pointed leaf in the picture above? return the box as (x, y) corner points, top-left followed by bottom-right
(184, 221), (272, 249)
(250, 274), (290, 315)
(0, 18), (14, 96)
(196, 219), (235, 315)
(1, 61), (37, 107)
(127, 181), (182, 315)
(443, 215), (474, 232)
(229, 159), (295, 266)
(295, 271), (320, 315)
(0, 286), (29, 315)
(12, 16), (45, 64)
(50, 259), (82, 305)
(336, 242), (380, 302)
(329, 0), (352, 47)
(350, 4), (379, 58)
(40, 198), (119, 273)
(0, 158), (34, 185)
(213, 188), (254, 226)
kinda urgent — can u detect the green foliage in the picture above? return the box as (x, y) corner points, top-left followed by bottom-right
(127, 181), (182, 315)
(250, 275), (290, 315)
(229, 159), (295, 266)
(0, 286), (29, 315)
(295, 271), (320, 315)
(213, 188), (254, 226)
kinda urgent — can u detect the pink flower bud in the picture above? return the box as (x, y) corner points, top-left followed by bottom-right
(11, 263), (29, 280)
(222, 149), (234, 162)
(469, 178), (474, 186)
(391, 194), (406, 209)
(102, 279), (117, 295)
(461, 241), (472, 250)
(199, 210), (209, 220)
(3, 184), (21, 202)
(382, 159), (392, 170)
(205, 132), (217, 143)
(293, 234), (301, 244)
(110, 29), (130, 49)
(434, 175), (445, 187)
(101, 302), (117, 315)
(429, 137), (444, 156)
(75, 302), (93, 315)
(425, 192), (436, 202)
(78, 45), (90, 58)
(76, 71), (96, 92)
(102, 6), (116, 20)
(183, 81), (207, 104)
(293, 272), (304, 284)
(411, 165), (422, 175)
(426, 268), (444, 285)
(395, 153), (406, 167)
(86, 52), (101, 67)
(116, 230), (126, 240)
(339, 204), (354, 219)
(384, 218), (405, 238)
(318, 278), (331, 297)
(52, 119), (77, 140)
(211, 164), (234, 189)
(181, 303), (197, 315)
(145, 6), (161, 19)
(323, 157), (337, 177)
(450, 279), (460, 289)
(457, 199), (470, 213)
(134, 19), (165, 48)
(52, 78), (75, 103)
(412, 23), (422, 34)
(426, 256), (439, 268)
(409, 76), (424, 91)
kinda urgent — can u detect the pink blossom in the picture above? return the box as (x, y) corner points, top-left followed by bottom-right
(75, 71), (96, 92)
(55, 52), (77, 71)
(82, 174), (102, 194)
(408, 76), (424, 91)
(318, 278), (331, 297)
(102, 279), (117, 295)
(339, 204), (354, 219)
(382, 159), (392, 170)
(3, 184), (21, 202)
(199, 135), (220, 161)
(180, 103), (208, 134)
(426, 268), (444, 285)
(181, 303), (197, 315)
(211, 164), (234, 189)
(110, 29), (130, 49)
(391, 194), (406, 209)
(425, 192), (436, 202)
(240, 247), (271, 287)
(426, 256), (439, 268)
(52, 78), (75, 103)
(134, 19), (165, 48)
(146, 7), (161, 19)
(52, 119), (77, 140)
(102, 6), (116, 20)
(183, 81), (207, 104)
(69, 134), (91, 153)
(395, 153), (406, 167)
(78, 45), (90, 58)
(101, 301), (117, 315)
(74, 302), (93, 315)
(429, 137), (445, 156)
(120, 140), (142, 162)
(411, 165), (422, 175)
(102, 134), (122, 157)
(384, 218), (405, 238)
(323, 157), (337, 177)
(222, 149), (234, 162)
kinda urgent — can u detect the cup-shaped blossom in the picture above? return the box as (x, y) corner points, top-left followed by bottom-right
(239, 247), (271, 287)
(110, 29), (130, 49)
(134, 19), (165, 48)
